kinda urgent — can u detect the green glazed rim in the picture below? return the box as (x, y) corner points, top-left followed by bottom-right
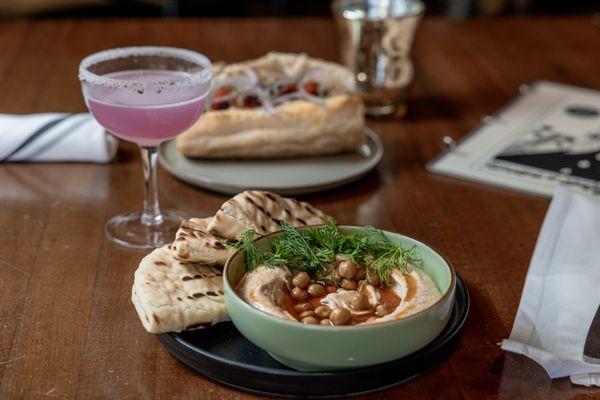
(224, 225), (456, 331)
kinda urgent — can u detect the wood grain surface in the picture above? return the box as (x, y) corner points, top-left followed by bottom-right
(0, 15), (599, 399)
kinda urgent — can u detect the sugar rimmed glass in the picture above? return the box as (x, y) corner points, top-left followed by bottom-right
(79, 46), (211, 249)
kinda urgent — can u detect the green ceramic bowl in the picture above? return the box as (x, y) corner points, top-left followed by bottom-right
(223, 226), (456, 372)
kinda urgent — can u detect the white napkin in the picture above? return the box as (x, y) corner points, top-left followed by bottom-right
(0, 112), (117, 163)
(501, 186), (600, 386)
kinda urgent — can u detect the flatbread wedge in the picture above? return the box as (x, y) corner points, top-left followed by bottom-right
(131, 246), (229, 334)
(171, 217), (233, 265)
(208, 190), (331, 240)
(171, 191), (331, 265)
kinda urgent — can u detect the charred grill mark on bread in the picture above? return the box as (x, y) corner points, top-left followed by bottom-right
(213, 241), (226, 249)
(256, 204), (268, 215)
(181, 221), (208, 233)
(246, 192), (293, 228)
(180, 222), (228, 248)
(303, 203), (318, 215)
(265, 193), (278, 202)
(244, 194), (257, 207)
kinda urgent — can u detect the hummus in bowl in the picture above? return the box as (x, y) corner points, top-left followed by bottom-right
(237, 264), (441, 326)
(224, 224), (455, 371)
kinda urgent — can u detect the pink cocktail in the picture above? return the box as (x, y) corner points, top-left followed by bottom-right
(86, 70), (207, 147)
(79, 47), (211, 249)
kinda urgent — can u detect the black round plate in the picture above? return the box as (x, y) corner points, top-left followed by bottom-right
(157, 275), (469, 398)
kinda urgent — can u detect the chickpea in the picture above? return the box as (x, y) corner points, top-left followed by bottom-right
(367, 271), (380, 286)
(336, 254), (352, 264)
(375, 305), (388, 317)
(320, 318), (332, 326)
(307, 283), (326, 298)
(291, 287), (308, 301)
(341, 279), (357, 291)
(338, 260), (357, 279)
(292, 272), (311, 289)
(301, 316), (318, 324)
(314, 305), (331, 318)
(375, 302), (394, 317)
(330, 307), (351, 326)
(355, 268), (366, 281)
(293, 302), (312, 313)
(349, 293), (369, 311)
(299, 310), (315, 319)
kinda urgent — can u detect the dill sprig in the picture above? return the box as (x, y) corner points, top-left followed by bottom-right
(305, 219), (342, 253)
(234, 219), (420, 285)
(232, 230), (263, 271)
(231, 229), (285, 271)
(272, 222), (333, 275)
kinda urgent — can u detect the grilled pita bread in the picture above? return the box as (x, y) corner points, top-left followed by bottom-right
(131, 246), (229, 334)
(208, 190), (331, 240)
(171, 217), (233, 265)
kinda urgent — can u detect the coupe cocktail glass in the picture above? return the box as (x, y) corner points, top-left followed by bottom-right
(79, 46), (211, 249)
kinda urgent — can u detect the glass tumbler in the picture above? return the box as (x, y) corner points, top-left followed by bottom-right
(333, 0), (425, 118)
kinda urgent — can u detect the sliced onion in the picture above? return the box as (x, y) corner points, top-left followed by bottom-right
(297, 68), (329, 106)
(235, 87), (275, 115)
(209, 69), (258, 109)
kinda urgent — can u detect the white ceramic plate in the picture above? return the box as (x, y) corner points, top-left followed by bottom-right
(158, 127), (383, 196)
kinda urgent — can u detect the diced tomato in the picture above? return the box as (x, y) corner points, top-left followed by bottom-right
(213, 86), (234, 97)
(211, 101), (230, 110)
(304, 81), (319, 95)
(242, 95), (261, 108)
(279, 83), (298, 95)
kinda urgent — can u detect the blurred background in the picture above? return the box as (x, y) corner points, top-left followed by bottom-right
(0, 0), (598, 19)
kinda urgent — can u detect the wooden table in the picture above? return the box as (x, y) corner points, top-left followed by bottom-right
(1, 15), (599, 399)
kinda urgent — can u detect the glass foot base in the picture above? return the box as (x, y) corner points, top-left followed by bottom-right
(105, 209), (189, 249)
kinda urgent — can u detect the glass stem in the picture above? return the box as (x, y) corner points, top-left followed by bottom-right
(139, 146), (164, 226)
